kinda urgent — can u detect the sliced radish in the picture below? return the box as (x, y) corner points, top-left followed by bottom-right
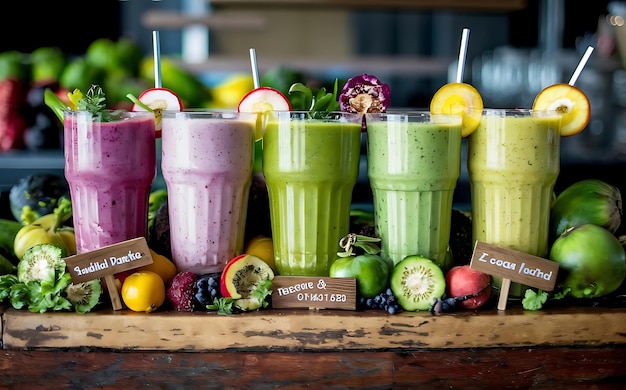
(131, 88), (183, 138)
(132, 87), (183, 112)
(238, 87), (291, 113)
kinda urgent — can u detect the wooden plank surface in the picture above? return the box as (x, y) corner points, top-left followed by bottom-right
(0, 347), (623, 389)
(2, 305), (625, 351)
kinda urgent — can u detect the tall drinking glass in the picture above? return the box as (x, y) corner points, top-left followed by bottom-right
(263, 111), (362, 276)
(161, 110), (256, 274)
(64, 110), (156, 253)
(366, 112), (462, 269)
(467, 109), (561, 298)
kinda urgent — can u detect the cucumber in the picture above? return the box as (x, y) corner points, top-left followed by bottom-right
(550, 179), (622, 243)
(0, 218), (23, 265)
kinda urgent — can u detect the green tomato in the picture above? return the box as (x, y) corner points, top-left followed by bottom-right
(329, 254), (390, 298)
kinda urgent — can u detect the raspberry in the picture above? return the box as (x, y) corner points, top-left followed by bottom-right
(166, 271), (198, 312)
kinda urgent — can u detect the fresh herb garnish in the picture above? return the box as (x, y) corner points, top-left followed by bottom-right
(44, 84), (122, 122)
(288, 79), (340, 118)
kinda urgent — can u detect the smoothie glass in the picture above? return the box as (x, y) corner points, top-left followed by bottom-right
(64, 110), (156, 254)
(263, 111), (362, 276)
(366, 112), (462, 269)
(467, 109), (561, 298)
(161, 110), (256, 274)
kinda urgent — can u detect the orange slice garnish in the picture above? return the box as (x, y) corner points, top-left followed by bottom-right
(532, 83), (590, 137)
(430, 82), (483, 137)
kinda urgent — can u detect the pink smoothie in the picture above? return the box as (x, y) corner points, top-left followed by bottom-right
(64, 111), (156, 254)
(161, 111), (256, 274)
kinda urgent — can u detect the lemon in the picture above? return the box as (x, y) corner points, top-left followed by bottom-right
(430, 82), (484, 137)
(212, 74), (255, 109)
(121, 271), (166, 313)
(136, 250), (178, 284)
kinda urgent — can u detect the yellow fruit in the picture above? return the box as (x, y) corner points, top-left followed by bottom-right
(121, 271), (166, 313)
(212, 74), (255, 109)
(136, 249), (178, 284)
(532, 83), (590, 137)
(244, 236), (276, 272)
(430, 82), (484, 137)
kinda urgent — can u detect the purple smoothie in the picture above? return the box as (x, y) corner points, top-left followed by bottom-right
(64, 110), (156, 254)
(161, 111), (256, 274)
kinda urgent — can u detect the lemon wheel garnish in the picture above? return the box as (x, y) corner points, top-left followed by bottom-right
(430, 82), (484, 137)
(532, 83), (590, 137)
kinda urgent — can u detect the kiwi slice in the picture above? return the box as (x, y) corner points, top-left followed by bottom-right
(65, 279), (102, 313)
(390, 255), (446, 311)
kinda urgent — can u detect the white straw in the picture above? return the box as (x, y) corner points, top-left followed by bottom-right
(568, 46), (594, 86)
(153, 31), (162, 88)
(456, 28), (470, 83)
(249, 48), (260, 89)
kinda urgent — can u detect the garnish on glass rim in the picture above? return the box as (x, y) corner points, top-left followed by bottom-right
(288, 79), (340, 118)
(339, 74), (391, 114)
(127, 87), (183, 136)
(44, 84), (123, 122)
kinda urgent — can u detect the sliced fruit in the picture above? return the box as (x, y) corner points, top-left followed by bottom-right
(130, 87), (183, 137)
(238, 87), (291, 141)
(532, 83), (590, 136)
(390, 255), (446, 311)
(65, 279), (102, 313)
(430, 82), (483, 137)
(220, 254), (274, 311)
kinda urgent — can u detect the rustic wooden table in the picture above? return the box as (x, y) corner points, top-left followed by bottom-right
(1, 304), (625, 388)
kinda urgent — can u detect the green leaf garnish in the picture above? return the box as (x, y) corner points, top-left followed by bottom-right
(44, 88), (69, 122)
(288, 79), (340, 118)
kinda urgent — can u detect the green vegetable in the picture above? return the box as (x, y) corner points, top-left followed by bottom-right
(521, 289), (548, 311)
(0, 244), (77, 313)
(288, 79), (340, 117)
(45, 84), (121, 123)
(0, 218), (23, 264)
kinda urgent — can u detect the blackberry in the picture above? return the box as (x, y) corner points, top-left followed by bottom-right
(193, 272), (223, 310)
(357, 288), (402, 315)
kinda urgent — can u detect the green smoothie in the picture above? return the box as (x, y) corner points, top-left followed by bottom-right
(263, 112), (362, 276)
(367, 113), (462, 269)
(467, 110), (561, 297)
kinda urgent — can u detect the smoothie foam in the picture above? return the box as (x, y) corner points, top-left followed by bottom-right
(64, 111), (156, 253)
(161, 112), (255, 274)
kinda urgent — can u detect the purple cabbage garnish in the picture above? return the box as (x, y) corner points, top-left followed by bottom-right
(339, 74), (391, 114)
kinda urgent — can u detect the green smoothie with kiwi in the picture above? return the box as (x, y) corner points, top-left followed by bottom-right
(263, 112), (362, 276)
(467, 109), (561, 297)
(366, 113), (462, 269)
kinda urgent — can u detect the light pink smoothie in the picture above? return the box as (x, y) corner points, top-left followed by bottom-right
(161, 111), (256, 274)
(64, 110), (156, 254)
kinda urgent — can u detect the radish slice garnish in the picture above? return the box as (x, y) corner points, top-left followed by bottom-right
(131, 87), (183, 137)
(238, 87), (291, 141)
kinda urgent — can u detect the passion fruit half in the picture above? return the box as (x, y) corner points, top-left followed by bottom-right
(220, 254), (274, 311)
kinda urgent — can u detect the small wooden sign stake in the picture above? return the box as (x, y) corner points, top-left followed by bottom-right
(470, 241), (560, 311)
(63, 237), (154, 311)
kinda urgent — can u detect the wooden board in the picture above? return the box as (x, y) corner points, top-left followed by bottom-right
(2, 305), (625, 351)
(1, 347), (624, 388)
